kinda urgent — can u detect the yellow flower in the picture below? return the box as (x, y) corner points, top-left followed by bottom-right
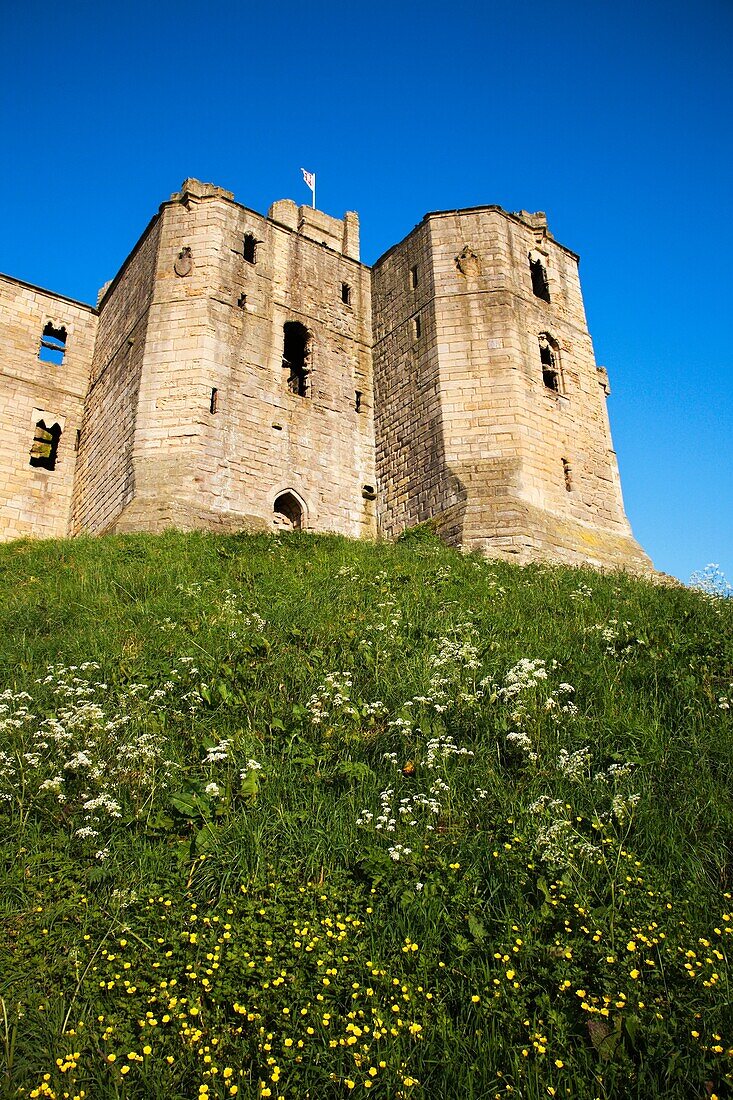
(555, 1059), (564, 1068)
(630, 969), (640, 980)
(471, 995), (480, 1003)
(506, 970), (515, 980)
(120, 1066), (130, 1076)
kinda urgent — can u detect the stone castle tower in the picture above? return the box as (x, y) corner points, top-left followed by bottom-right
(0, 178), (651, 571)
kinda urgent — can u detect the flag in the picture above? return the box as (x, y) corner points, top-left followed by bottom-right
(301, 168), (315, 193)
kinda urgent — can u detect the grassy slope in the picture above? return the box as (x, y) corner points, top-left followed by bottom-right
(0, 530), (731, 1100)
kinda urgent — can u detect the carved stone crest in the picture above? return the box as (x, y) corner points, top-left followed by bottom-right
(455, 245), (481, 278)
(174, 246), (193, 277)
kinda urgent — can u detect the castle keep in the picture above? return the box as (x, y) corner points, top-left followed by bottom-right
(0, 178), (651, 570)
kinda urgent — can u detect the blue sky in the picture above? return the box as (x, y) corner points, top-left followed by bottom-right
(2, 0), (730, 582)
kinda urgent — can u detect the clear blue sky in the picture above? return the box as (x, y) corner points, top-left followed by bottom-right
(2, 0), (730, 582)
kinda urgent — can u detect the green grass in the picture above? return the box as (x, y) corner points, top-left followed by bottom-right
(0, 529), (732, 1099)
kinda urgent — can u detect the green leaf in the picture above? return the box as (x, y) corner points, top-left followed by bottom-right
(170, 791), (202, 817)
(336, 761), (375, 783)
(240, 772), (260, 800)
(467, 913), (486, 943)
(195, 822), (218, 852)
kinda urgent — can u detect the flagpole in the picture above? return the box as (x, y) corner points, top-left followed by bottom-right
(313, 174), (316, 210)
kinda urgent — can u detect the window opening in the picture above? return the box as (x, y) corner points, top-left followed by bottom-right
(237, 292), (247, 309)
(341, 283), (351, 305)
(539, 334), (560, 392)
(273, 491), (304, 531)
(39, 323), (66, 365)
(562, 458), (573, 492)
(282, 321), (311, 396)
(29, 419), (61, 470)
(529, 255), (551, 302)
(210, 388), (219, 414)
(362, 484), (377, 501)
(355, 390), (363, 413)
(75, 429), (81, 452)
(243, 234), (257, 263)
(413, 315), (421, 341)
(410, 265), (419, 289)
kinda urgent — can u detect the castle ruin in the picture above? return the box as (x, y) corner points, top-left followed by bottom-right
(0, 178), (651, 570)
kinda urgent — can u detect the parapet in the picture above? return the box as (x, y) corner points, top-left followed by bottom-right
(268, 200), (360, 261)
(171, 179), (235, 203)
(513, 210), (548, 229)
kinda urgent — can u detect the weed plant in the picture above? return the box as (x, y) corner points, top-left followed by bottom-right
(0, 530), (731, 1099)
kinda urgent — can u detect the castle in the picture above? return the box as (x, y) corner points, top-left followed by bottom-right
(0, 178), (651, 571)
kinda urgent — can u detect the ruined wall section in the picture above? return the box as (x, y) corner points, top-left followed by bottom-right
(425, 207), (650, 568)
(260, 200), (375, 536)
(110, 181), (375, 537)
(492, 212), (630, 536)
(72, 219), (161, 534)
(372, 222), (463, 539)
(106, 190), (221, 532)
(373, 207), (650, 569)
(0, 276), (96, 540)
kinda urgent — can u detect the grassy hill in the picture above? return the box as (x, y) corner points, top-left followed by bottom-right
(0, 530), (731, 1100)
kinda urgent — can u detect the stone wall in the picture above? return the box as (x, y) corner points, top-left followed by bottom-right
(0, 275), (97, 540)
(71, 218), (162, 534)
(372, 221), (466, 543)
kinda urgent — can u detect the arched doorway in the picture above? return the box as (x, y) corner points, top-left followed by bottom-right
(273, 491), (305, 531)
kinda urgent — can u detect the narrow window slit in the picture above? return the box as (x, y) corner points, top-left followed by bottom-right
(39, 323), (66, 365)
(341, 283), (351, 305)
(562, 458), (573, 492)
(529, 254), (551, 302)
(539, 334), (560, 392)
(210, 388), (219, 414)
(282, 321), (310, 396)
(410, 265), (418, 289)
(243, 234), (257, 264)
(413, 315), (421, 341)
(237, 292), (247, 309)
